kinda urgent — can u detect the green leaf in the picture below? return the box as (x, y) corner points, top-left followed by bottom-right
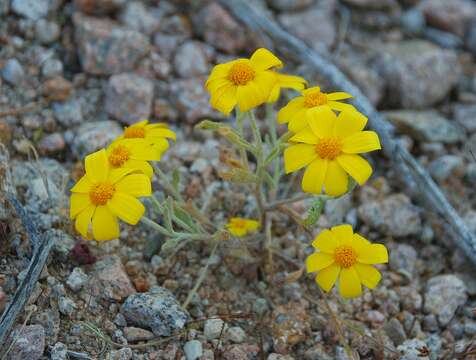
(303, 198), (326, 227)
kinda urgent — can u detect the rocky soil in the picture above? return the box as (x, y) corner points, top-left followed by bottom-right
(2, 0), (476, 359)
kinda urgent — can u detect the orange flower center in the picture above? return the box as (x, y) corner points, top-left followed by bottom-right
(90, 181), (115, 206)
(233, 219), (246, 228)
(228, 63), (255, 86)
(108, 144), (130, 167)
(316, 138), (342, 160)
(334, 245), (357, 268)
(124, 126), (145, 138)
(304, 91), (327, 108)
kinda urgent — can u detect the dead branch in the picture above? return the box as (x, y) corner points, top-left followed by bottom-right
(219, 0), (476, 265)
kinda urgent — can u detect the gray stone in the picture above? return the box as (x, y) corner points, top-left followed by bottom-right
(420, 0), (476, 37)
(12, 0), (49, 19)
(184, 340), (203, 360)
(424, 274), (467, 326)
(50, 342), (68, 360)
(107, 348), (132, 360)
(204, 318), (227, 340)
(38, 133), (65, 155)
(397, 339), (429, 360)
(268, 0), (314, 11)
(7, 325), (45, 360)
(384, 318), (407, 346)
(375, 41), (461, 108)
(466, 20), (476, 56)
(52, 99), (83, 127)
(423, 27), (463, 49)
(35, 19), (60, 44)
(119, 1), (160, 35)
(41, 58), (63, 78)
(454, 104), (476, 133)
(173, 41), (210, 78)
(2, 59), (25, 85)
(278, 4), (335, 53)
(87, 255), (135, 302)
(358, 194), (422, 237)
(69, 120), (122, 159)
(384, 110), (465, 144)
(49, 229), (76, 261)
(0, 0), (9, 15)
(389, 244), (417, 276)
(105, 73), (154, 124)
(66, 267), (88, 292)
(123, 327), (155, 342)
(422, 314), (439, 331)
(30, 309), (60, 345)
(74, 14), (150, 75)
(428, 155), (465, 182)
(401, 8), (426, 35)
(226, 326), (246, 343)
(252, 297), (269, 315)
(58, 296), (77, 317)
(121, 287), (188, 336)
(464, 320), (476, 335)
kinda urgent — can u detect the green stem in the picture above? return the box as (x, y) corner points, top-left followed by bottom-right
(236, 110), (249, 169)
(153, 165), (184, 202)
(141, 216), (173, 237)
(248, 111), (266, 225)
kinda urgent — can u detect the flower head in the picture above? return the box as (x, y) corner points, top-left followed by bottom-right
(226, 217), (260, 237)
(306, 224), (388, 298)
(206, 48), (283, 115)
(117, 120), (176, 152)
(278, 86), (355, 132)
(267, 72), (307, 103)
(106, 138), (164, 178)
(284, 108), (381, 197)
(70, 149), (151, 241)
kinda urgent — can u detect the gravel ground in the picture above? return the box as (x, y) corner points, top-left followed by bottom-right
(2, 0), (476, 359)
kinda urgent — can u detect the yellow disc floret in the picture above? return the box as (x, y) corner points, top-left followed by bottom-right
(316, 138), (342, 160)
(334, 245), (357, 268)
(304, 91), (327, 108)
(89, 181), (115, 205)
(124, 126), (145, 139)
(108, 144), (130, 167)
(228, 62), (255, 86)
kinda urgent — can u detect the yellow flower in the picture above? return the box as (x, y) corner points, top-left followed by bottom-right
(226, 217), (260, 237)
(205, 48), (283, 115)
(106, 139), (163, 178)
(278, 86), (355, 133)
(267, 72), (307, 103)
(306, 224), (388, 298)
(117, 120), (176, 151)
(70, 149), (151, 241)
(284, 108), (381, 197)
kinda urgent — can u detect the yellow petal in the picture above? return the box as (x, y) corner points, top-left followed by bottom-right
(334, 110), (368, 138)
(75, 204), (95, 238)
(277, 97), (305, 124)
(352, 233), (371, 253)
(358, 244), (388, 264)
(337, 154), (372, 186)
(342, 131), (381, 154)
(206, 63), (233, 86)
(147, 127), (177, 141)
(302, 158), (327, 194)
(108, 192), (145, 225)
(268, 85), (281, 103)
(229, 226), (247, 237)
(290, 127), (319, 144)
(283, 144), (317, 173)
(287, 108), (308, 133)
(353, 263), (381, 289)
(254, 71), (277, 99)
(123, 159), (154, 178)
(206, 77), (231, 94)
(315, 263), (340, 292)
(308, 107), (337, 138)
(312, 229), (340, 254)
(324, 160), (348, 196)
(306, 252), (335, 273)
(210, 85), (237, 116)
(328, 101), (356, 112)
(70, 175), (92, 193)
(250, 48), (283, 70)
(70, 193), (91, 219)
(339, 267), (362, 298)
(85, 149), (109, 182)
(244, 219), (260, 231)
(115, 174), (151, 197)
(129, 141), (165, 161)
(302, 86), (321, 95)
(237, 82), (266, 112)
(109, 167), (136, 184)
(330, 224), (353, 245)
(92, 205), (119, 241)
(276, 73), (307, 90)
(327, 92), (353, 101)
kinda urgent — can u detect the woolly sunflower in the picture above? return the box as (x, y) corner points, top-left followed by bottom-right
(306, 224), (388, 298)
(226, 217), (260, 237)
(278, 86), (355, 132)
(117, 120), (176, 151)
(70, 149), (151, 241)
(267, 72), (307, 103)
(206, 48), (283, 115)
(284, 108), (381, 197)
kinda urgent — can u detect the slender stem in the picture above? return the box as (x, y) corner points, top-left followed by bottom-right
(236, 110), (249, 169)
(141, 216), (173, 237)
(248, 111), (266, 225)
(264, 193), (310, 211)
(153, 165), (183, 202)
(182, 240), (219, 309)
